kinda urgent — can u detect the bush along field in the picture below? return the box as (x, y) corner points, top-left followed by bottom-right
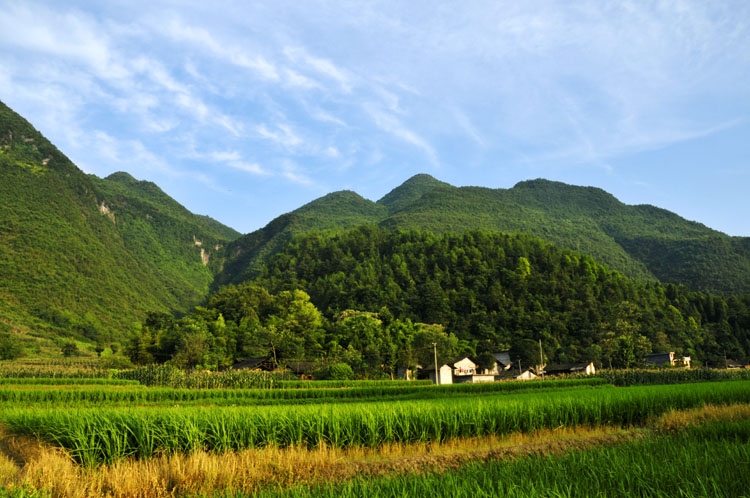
(0, 374), (748, 497)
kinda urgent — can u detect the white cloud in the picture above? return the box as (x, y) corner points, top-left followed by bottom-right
(450, 106), (485, 147)
(310, 109), (347, 127)
(283, 69), (319, 89)
(160, 17), (279, 81)
(228, 160), (269, 176)
(284, 46), (354, 93)
(0, 3), (129, 80)
(280, 160), (315, 186)
(365, 105), (439, 166)
(256, 123), (303, 149)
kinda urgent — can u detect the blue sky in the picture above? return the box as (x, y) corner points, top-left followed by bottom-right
(1, 1), (748, 236)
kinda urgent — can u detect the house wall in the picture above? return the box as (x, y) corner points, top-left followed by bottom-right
(518, 371), (537, 381)
(429, 365), (453, 385)
(453, 357), (477, 376)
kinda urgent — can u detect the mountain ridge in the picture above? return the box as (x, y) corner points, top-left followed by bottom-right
(217, 174), (750, 294)
(0, 101), (239, 348)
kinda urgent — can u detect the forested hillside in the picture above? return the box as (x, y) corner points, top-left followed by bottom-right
(133, 226), (750, 372)
(214, 190), (386, 288)
(217, 175), (750, 295)
(0, 101), (239, 348)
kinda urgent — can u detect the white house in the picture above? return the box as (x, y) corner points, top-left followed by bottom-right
(426, 364), (453, 384)
(451, 357), (497, 383)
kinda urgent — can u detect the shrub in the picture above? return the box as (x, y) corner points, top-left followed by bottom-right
(320, 362), (354, 380)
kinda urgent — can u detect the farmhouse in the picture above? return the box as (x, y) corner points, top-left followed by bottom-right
(424, 363), (454, 384)
(543, 362), (596, 376)
(495, 368), (538, 381)
(492, 351), (513, 371)
(645, 352), (691, 368)
(229, 356), (276, 371)
(424, 357), (499, 384)
(724, 359), (750, 369)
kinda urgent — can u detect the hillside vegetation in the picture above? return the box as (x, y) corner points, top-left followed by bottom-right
(0, 101), (239, 348)
(217, 174), (750, 295)
(131, 226), (750, 371)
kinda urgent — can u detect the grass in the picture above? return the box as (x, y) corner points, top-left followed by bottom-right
(0, 426), (628, 498)
(2, 404), (748, 498)
(3, 381), (749, 465)
(249, 422), (750, 498)
(0, 379), (139, 387)
(0, 377), (609, 407)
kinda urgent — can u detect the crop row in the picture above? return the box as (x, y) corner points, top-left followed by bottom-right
(594, 368), (750, 386)
(0, 365), (114, 379)
(0, 378), (608, 406)
(4, 381), (749, 465)
(114, 365), (295, 389)
(114, 365), (434, 389)
(0, 377), (140, 386)
(253, 421), (750, 498)
(277, 379), (433, 388)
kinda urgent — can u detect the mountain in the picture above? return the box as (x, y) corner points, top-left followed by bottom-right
(0, 101), (239, 347)
(249, 226), (750, 365)
(378, 173), (452, 215)
(216, 175), (750, 295)
(214, 190), (387, 287)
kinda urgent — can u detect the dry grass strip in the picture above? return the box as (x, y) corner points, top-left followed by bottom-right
(0, 403), (748, 498)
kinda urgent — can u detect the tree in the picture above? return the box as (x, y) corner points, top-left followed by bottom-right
(0, 334), (24, 360)
(476, 351), (497, 372)
(61, 341), (79, 357)
(510, 338), (541, 370)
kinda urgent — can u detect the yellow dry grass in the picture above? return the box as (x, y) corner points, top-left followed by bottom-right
(0, 402), (748, 498)
(652, 402), (750, 432)
(0, 425), (626, 498)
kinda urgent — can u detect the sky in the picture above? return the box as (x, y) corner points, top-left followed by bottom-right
(1, 1), (749, 236)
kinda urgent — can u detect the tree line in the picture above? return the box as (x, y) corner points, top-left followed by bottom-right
(126, 226), (750, 375)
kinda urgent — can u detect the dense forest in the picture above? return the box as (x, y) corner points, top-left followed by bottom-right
(217, 174), (750, 296)
(128, 226), (750, 375)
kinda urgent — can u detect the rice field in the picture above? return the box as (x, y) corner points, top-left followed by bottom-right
(0, 370), (748, 496)
(0, 377), (609, 407)
(249, 421), (750, 498)
(2, 380), (749, 465)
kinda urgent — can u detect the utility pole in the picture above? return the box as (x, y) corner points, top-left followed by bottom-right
(539, 339), (545, 380)
(433, 342), (439, 385)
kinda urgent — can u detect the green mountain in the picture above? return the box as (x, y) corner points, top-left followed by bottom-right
(217, 175), (750, 295)
(250, 226), (750, 365)
(144, 226), (750, 370)
(378, 173), (451, 215)
(214, 190), (387, 287)
(0, 101), (239, 346)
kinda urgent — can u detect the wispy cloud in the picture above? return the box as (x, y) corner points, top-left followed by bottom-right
(1, 0), (748, 234)
(280, 160), (316, 186)
(365, 105), (439, 166)
(284, 46), (354, 93)
(227, 160), (268, 176)
(256, 123), (303, 149)
(160, 17), (279, 81)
